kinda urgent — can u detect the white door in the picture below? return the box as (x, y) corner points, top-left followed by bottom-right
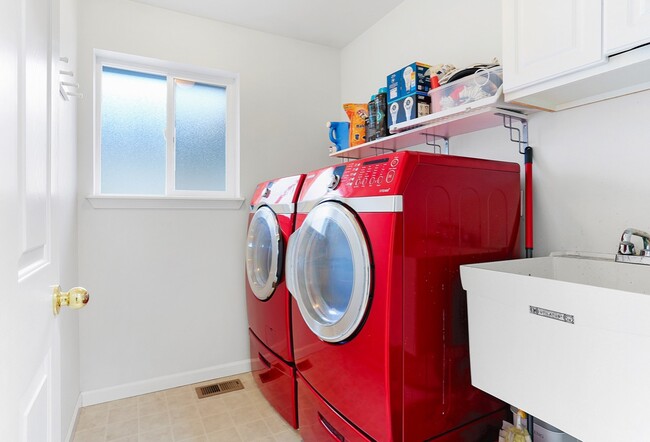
(0, 0), (83, 439)
(604, 0), (650, 55)
(286, 201), (371, 343)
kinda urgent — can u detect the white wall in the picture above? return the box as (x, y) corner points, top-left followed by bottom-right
(341, 0), (502, 104)
(76, 0), (339, 401)
(342, 0), (650, 257)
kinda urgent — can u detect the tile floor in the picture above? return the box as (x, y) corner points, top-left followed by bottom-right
(72, 372), (303, 442)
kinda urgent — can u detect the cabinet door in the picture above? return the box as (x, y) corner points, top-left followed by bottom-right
(604, 0), (650, 55)
(502, 0), (603, 92)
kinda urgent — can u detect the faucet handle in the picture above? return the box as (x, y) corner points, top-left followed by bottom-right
(619, 228), (650, 255)
(619, 241), (636, 255)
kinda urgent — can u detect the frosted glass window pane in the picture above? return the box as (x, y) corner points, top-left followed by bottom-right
(101, 67), (166, 195)
(175, 80), (227, 191)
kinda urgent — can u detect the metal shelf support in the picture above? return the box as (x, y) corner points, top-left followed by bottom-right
(501, 113), (528, 154)
(423, 134), (449, 154)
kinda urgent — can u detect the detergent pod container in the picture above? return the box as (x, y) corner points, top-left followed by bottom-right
(327, 121), (349, 152)
(343, 103), (368, 147)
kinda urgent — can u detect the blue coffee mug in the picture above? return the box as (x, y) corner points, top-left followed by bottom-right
(327, 121), (349, 151)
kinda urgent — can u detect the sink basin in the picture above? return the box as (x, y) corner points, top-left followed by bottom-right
(460, 252), (650, 442)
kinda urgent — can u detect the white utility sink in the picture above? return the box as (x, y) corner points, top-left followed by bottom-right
(460, 252), (650, 442)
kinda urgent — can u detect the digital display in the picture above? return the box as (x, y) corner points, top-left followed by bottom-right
(362, 158), (389, 166)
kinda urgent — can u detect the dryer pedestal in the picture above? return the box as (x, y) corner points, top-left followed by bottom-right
(249, 330), (297, 428)
(297, 373), (369, 441)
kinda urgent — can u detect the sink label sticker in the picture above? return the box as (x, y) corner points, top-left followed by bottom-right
(529, 306), (574, 324)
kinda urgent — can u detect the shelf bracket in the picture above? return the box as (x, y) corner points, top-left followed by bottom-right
(501, 114), (528, 154)
(423, 134), (449, 154)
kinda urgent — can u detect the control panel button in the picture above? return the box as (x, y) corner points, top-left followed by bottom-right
(386, 170), (396, 183)
(390, 158), (399, 167)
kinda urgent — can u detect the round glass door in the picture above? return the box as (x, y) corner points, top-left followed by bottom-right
(287, 201), (371, 343)
(246, 206), (282, 301)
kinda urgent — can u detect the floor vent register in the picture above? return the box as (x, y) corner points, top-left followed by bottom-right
(195, 379), (244, 399)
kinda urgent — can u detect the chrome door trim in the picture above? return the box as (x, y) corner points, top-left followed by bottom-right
(285, 230), (299, 302)
(287, 201), (371, 343)
(246, 206), (282, 301)
(297, 195), (403, 214)
(250, 202), (295, 215)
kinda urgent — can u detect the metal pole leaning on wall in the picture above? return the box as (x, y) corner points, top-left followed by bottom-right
(502, 113), (535, 438)
(524, 145), (533, 258)
(502, 114), (533, 258)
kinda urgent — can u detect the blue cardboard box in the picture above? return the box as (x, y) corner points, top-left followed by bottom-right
(387, 62), (431, 101)
(387, 92), (430, 126)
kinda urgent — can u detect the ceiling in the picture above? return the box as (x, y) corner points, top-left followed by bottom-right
(131, 0), (405, 48)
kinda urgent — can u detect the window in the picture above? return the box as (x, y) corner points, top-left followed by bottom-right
(92, 51), (241, 208)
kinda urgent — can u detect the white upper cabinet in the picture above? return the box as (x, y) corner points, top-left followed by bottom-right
(502, 0), (603, 92)
(503, 0), (650, 111)
(604, 0), (650, 54)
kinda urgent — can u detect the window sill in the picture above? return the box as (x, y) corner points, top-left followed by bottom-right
(86, 195), (246, 210)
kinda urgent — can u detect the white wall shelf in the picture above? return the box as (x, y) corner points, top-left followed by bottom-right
(329, 94), (535, 258)
(329, 101), (530, 160)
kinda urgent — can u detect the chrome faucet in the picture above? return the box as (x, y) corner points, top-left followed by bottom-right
(615, 228), (650, 265)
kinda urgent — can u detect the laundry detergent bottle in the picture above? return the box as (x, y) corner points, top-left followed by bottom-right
(327, 121), (350, 152)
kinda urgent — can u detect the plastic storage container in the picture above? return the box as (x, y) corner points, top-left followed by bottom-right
(428, 66), (503, 114)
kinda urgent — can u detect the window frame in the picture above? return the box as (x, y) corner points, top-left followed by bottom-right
(91, 50), (242, 209)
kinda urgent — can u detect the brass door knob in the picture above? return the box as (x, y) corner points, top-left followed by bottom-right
(53, 285), (89, 315)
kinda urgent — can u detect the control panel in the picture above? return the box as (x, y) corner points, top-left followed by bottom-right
(251, 175), (304, 207)
(299, 152), (407, 202)
(339, 154), (401, 191)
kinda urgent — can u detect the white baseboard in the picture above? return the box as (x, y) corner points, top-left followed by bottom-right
(64, 394), (82, 442)
(80, 359), (251, 407)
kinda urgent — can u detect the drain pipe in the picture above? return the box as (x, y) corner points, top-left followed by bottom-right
(524, 146), (533, 258)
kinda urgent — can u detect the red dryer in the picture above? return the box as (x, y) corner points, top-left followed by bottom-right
(245, 174), (305, 428)
(286, 151), (520, 441)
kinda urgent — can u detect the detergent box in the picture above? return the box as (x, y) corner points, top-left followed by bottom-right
(387, 62), (431, 101)
(387, 92), (430, 127)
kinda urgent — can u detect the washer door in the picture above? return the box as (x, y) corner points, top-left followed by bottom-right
(246, 206), (282, 301)
(287, 201), (371, 343)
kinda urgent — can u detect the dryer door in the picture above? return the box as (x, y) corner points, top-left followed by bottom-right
(287, 201), (371, 343)
(246, 206), (282, 301)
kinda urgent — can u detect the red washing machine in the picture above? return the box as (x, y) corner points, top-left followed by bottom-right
(286, 151), (520, 441)
(245, 174), (305, 428)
